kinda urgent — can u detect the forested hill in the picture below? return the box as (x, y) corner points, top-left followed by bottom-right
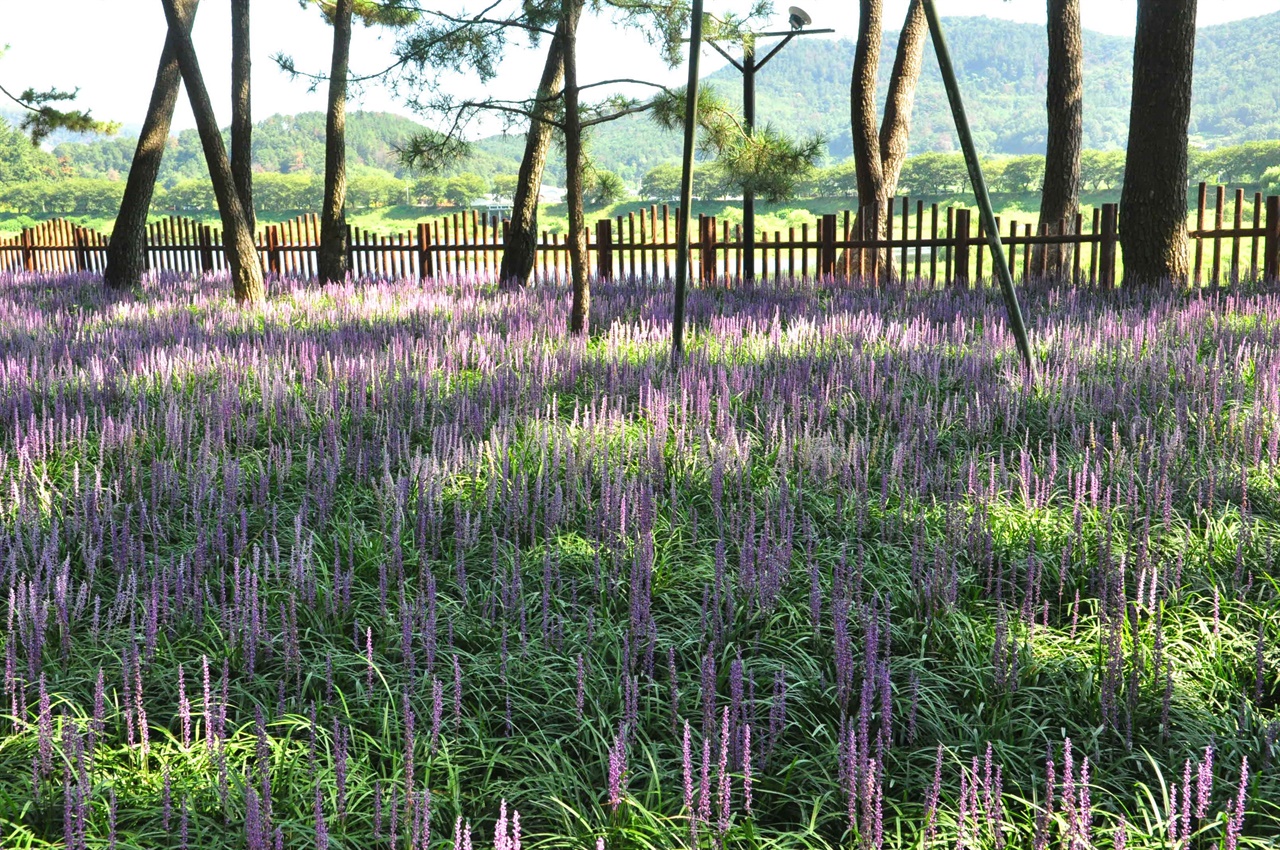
(16, 12), (1280, 187)
(688, 11), (1280, 160)
(522, 11), (1280, 175)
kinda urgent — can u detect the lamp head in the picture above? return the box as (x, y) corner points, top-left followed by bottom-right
(788, 5), (812, 29)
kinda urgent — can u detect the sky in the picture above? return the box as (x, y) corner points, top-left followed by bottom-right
(4, 0), (1280, 141)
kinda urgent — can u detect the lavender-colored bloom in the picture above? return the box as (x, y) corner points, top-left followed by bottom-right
(698, 736), (712, 827)
(494, 799), (509, 850)
(1197, 743), (1214, 818)
(1224, 756), (1249, 850)
(682, 721), (694, 813)
(718, 706), (731, 832)
(178, 663), (191, 748)
(432, 676), (444, 753)
(742, 723), (753, 815)
(1113, 816), (1127, 850)
(314, 782), (329, 849)
(607, 724), (627, 811)
(1180, 758), (1192, 839)
(924, 744), (943, 845)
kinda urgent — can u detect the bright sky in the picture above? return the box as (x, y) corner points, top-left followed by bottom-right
(3, 0), (1279, 140)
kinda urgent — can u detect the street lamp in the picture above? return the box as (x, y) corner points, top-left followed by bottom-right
(706, 9), (833, 281)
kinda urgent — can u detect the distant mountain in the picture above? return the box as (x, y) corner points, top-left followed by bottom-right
(484, 11), (1280, 179)
(30, 12), (1280, 187)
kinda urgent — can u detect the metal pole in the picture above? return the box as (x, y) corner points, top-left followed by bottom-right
(671, 0), (704, 369)
(920, 0), (1036, 380)
(742, 38), (756, 282)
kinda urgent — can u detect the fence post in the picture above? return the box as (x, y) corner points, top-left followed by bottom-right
(820, 213), (837, 279)
(700, 215), (716, 284)
(1265, 195), (1280, 283)
(73, 226), (87, 272)
(953, 208), (971, 287)
(198, 226), (214, 275)
(417, 222), (431, 280)
(20, 227), (34, 273)
(594, 219), (613, 281)
(1099, 203), (1118, 288)
(266, 225), (282, 276)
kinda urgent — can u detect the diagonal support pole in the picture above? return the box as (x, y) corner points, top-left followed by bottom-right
(921, 0), (1037, 380)
(671, 0), (704, 371)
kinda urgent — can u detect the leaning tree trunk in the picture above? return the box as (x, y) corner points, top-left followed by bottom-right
(160, 0), (264, 304)
(878, 0), (927, 201)
(318, 0), (354, 285)
(1120, 0), (1197, 286)
(1033, 0), (1083, 278)
(563, 0), (589, 335)
(498, 11), (578, 288)
(231, 0), (254, 235)
(104, 0), (199, 290)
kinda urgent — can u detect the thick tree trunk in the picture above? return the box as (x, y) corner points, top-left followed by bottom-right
(878, 0), (927, 201)
(104, 0), (199, 290)
(318, 0), (354, 285)
(1034, 0), (1083, 277)
(160, 0), (264, 304)
(563, 0), (589, 335)
(850, 0), (885, 214)
(1120, 0), (1197, 286)
(231, 0), (254, 235)
(498, 12), (579, 289)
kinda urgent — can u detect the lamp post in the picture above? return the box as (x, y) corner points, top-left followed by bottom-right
(706, 9), (833, 282)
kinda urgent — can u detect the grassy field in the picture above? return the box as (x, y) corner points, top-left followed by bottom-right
(0, 269), (1277, 849)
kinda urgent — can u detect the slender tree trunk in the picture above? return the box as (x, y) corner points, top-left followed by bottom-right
(231, 0), (254, 235)
(1120, 0), (1197, 286)
(318, 0), (354, 285)
(160, 0), (264, 304)
(563, 0), (589, 335)
(878, 0), (927, 201)
(104, 0), (199, 290)
(498, 12), (578, 289)
(1034, 0), (1083, 277)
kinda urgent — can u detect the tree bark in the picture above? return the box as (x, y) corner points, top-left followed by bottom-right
(160, 0), (264, 304)
(104, 0), (199, 290)
(563, 0), (589, 335)
(1034, 0), (1083, 277)
(318, 0), (354, 285)
(231, 0), (254, 235)
(850, 0), (885, 214)
(1120, 0), (1197, 286)
(878, 0), (927, 201)
(498, 12), (578, 289)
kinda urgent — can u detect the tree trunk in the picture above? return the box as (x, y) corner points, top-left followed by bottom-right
(318, 0), (354, 285)
(850, 0), (885, 213)
(1120, 0), (1197, 286)
(1034, 0), (1082, 277)
(498, 14), (577, 288)
(231, 0), (254, 235)
(104, 0), (199, 290)
(563, 0), (589, 335)
(878, 0), (927, 201)
(160, 0), (264, 304)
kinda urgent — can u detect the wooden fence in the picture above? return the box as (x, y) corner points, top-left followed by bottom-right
(3, 184), (1278, 287)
